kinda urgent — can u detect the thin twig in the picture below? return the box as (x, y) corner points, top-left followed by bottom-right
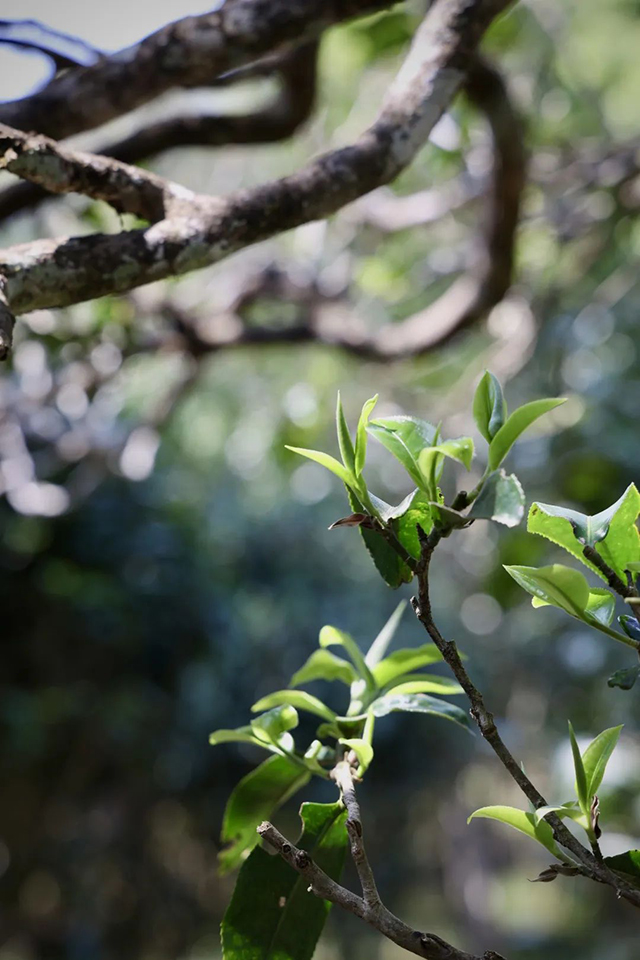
(331, 757), (382, 908)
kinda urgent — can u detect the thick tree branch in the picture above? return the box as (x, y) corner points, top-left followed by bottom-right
(410, 526), (640, 909)
(0, 0), (515, 326)
(0, 41), (318, 223)
(0, 0), (392, 140)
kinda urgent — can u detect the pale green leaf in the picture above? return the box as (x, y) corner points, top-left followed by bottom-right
(285, 446), (352, 487)
(319, 626), (375, 688)
(251, 691), (336, 722)
(336, 392), (356, 475)
(251, 705), (299, 747)
(468, 805), (561, 857)
(381, 675), (464, 696)
(568, 721), (589, 815)
(370, 692), (471, 730)
(372, 644), (444, 688)
(290, 649), (357, 688)
(340, 737), (373, 772)
(473, 371), (507, 442)
(582, 725), (623, 800)
(505, 564), (590, 618)
(367, 416), (438, 487)
(365, 601), (407, 668)
(354, 395), (378, 477)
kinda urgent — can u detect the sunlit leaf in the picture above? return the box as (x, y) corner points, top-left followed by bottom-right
(290, 649), (357, 688)
(372, 644), (444, 688)
(584, 588), (616, 627)
(319, 626), (374, 688)
(381, 675), (463, 696)
(221, 801), (347, 957)
(532, 802), (588, 831)
(367, 416), (438, 487)
(370, 692), (471, 730)
(488, 397), (566, 470)
(251, 691), (337, 722)
(473, 371), (507, 442)
(354, 395), (378, 477)
(219, 756), (311, 874)
(340, 737), (374, 772)
(527, 484), (640, 581)
(336, 392), (356, 475)
(568, 721), (589, 816)
(251, 705), (299, 747)
(285, 446), (352, 487)
(209, 726), (272, 750)
(394, 491), (434, 558)
(505, 563), (590, 618)
(467, 805), (561, 857)
(582, 724), (623, 799)
(365, 601), (407, 667)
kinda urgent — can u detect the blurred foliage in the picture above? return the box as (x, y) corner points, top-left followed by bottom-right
(2, 2), (640, 959)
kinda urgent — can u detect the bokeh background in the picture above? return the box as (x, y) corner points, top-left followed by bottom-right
(1, 1), (640, 958)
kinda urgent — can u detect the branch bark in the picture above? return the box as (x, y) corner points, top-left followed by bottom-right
(0, 0), (515, 329)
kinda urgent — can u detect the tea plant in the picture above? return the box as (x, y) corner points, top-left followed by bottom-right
(212, 374), (640, 960)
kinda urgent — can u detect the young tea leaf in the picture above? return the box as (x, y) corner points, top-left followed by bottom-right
(285, 446), (353, 487)
(219, 756), (311, 874)
(319, 626), (375, 688)
(290, 649), (357, 688)
(335, 392), (356, 475)
(467, 805), (560, 857)
(251, 691), (337, 722)
(584, 588), (616, 627)
(365, 600), (407, 668)
(367, 416), (438, 488)
(209, 726), (274, 750)
(488, 397), (566, 470)
(394, 491), (434, 559)
(473, 371), (507, 442)
(581, 724), (623, 800)
(505, 564), (590, 618)
(251, 705), (299, 747)
(568, 721), (589, 816)
(347, 489), (413, 588)
(339, 737), (374, 772)
(370, 692), (471, 731)
(372, 644), (444, 688)
(221, 801), (347, 959)
(381, 675), (464, 696)
(354, 395), (378, 477)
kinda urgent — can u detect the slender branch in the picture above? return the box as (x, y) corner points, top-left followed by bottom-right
(583, 544), (638, 599)
(410, 526), (640, 908)
(258, 775), (507, 960)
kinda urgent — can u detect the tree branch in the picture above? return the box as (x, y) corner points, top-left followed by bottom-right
(0, 0), (392, 140)
(0, 0), (515, 330)
(410, 526), (640, 909)
(0, 41), (318, 223)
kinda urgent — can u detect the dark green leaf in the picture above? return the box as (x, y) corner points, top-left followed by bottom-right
(488, 397), (566, 470)
(604, 850), (640, 883)
(467, 470), (525, 528)
(221, 801), (347, 958)
(394, 491), (434, 559)
(290, 649), (357, 688)
(473, 371), (507, 442)
(608, 665), (640, 690)
(619, 615), (640, 642)
(347, 488), (413, 588)
(370, 692), (471, 730)
(219, 757), (311, 874)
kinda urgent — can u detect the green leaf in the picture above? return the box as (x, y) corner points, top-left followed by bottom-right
(370, 692), (471, 731)
(627, 562), (640, 573)
(347, 489), (412, 588)
(372, 644), (444, 688)
(467, 470), (525, 528)
(285, 446), (352, 487)
(604, 850), (640, 883)
(568, 721), (589, 816)
(219, 756), (311, 874)
(619, 615), (640, 642)
(221, 801), (347, 958)
(585, 588), (616, 627)
(582, 725), (623, 799)
(251, 706), (299, 747)
(354, 395), (378, 477)
(369, 489), (417, 524)
(467, 805), (561, 857)
(527, 485), (640, 581)
(394, 491), (434, 559)
(381, 675), (464, 696)
(210, 726), (272, 749)
(335, 392), (356, 476)
(505, 564), (590, 618)
(365, 601), (407, 668)
(340, 737), (374, 772)
(608, 665), (640, 690)
(319, 626), (375, 689)
(418, 437), (475, 479)
(251, 691), (337, 723)
(290, 649), (357, 688)
(488, 397), (566, 470)
(367, 416), (438, 487)
(473, 371), (507, 442)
